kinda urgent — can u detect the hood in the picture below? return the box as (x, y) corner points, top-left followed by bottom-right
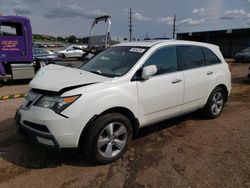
(29, 64), (110, 92)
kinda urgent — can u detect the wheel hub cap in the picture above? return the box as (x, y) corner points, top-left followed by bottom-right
(211, 92), (223, 116)
(97, 122), (128, 158)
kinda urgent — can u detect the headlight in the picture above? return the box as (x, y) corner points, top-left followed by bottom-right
(35, 95), (80, 113)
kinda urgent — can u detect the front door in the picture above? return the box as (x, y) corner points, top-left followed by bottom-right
(137, 46), (184, 126)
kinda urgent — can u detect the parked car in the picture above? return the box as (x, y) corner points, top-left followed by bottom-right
(57, 45), (87, 59)
(33, 48), (58, 61)
(15, 40), (231, 164)
(234, 47), (250, 63)
(48, 44), (56, 47)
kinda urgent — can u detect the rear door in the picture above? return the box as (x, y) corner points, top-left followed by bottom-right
(137, 46), (184, 125)
(177, 45), (217, 111)
(0, 20), (27, 62)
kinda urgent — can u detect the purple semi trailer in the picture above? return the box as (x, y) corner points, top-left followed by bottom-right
(0, 15), (37, 80)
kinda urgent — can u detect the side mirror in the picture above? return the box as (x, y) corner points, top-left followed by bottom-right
(141, 65), (157, 79)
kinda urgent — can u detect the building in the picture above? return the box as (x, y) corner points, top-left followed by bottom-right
(177, 28), (250, 58)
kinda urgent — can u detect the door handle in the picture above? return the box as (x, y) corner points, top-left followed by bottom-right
(207, 71), (214, 75)
(172, 79), (182, 84)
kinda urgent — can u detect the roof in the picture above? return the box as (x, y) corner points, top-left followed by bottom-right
(177, 27), (250, 35)
(114, 39), (218, 48)
(0, 15), (30, 22)
(114, 40), (168, 47)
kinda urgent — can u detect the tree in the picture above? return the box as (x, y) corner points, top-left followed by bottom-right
(67, 35), (77, 44)
(57, 36), (65, 42)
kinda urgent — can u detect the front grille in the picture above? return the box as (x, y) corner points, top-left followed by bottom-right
(23, 121), (50, 133)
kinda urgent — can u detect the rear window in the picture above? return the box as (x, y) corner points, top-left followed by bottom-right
(0, 22), (23, 36)
(178, 46), (205, 70)
(202, 47), (221, 65)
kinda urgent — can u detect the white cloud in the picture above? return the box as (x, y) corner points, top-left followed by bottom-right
(84, 10), (107, 19)
(192, 8), (205, 15)
(44, 4), (84, 18)
(220, 9), (246, 19)
(179, 18), (205, 25)
(156, 16), (174, 25)
(43, 4), (106, 19)
(13, 4), (32, 15)
(133, 12), (151, 21)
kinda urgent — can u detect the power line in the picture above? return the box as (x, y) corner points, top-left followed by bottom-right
(173, 14), (176, 39)
(129, 8), (133, 42)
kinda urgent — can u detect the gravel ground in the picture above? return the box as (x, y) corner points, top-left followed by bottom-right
(0, 63), (249, 188)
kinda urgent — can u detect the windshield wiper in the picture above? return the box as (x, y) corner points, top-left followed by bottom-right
(89, 70), (103, 76)
(90, 70), (117, 78)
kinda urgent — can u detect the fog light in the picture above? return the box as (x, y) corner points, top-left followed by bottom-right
(36, 136), (55, 146)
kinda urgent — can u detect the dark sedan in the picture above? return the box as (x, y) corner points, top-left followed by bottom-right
(234, 47), (250, 63)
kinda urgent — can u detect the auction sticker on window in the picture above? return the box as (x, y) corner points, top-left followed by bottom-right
(129, 48), (146, 53)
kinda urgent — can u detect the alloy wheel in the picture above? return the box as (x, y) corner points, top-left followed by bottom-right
(97, 122), (128, 158)
(211, 92), (224, 116)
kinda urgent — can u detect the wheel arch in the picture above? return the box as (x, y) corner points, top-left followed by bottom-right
(78, 106), (140, 148)
(215, 84), (229, 102)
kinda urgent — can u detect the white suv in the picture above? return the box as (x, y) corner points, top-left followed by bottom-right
(15, 40), (231, 164)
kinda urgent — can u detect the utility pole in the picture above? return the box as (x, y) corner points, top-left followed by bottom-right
(129, 8), (133, 42)
(172, 15), (176, 39)
(146, 32), (149, 38)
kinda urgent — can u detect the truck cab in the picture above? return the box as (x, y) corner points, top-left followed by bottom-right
(0, 15), (35, 80)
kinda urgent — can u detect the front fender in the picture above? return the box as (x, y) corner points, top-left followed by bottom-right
(61, 82), (139, 126)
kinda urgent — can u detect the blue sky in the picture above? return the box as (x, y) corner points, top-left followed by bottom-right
(1, 0), (250, 39)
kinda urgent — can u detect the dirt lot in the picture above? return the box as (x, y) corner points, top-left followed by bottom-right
(0, 63), (249, 188)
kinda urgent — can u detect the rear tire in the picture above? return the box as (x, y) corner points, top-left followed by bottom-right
(202, 87), (225, 119)
(61, 54), (66, 59)
(82, 113), (132, 164)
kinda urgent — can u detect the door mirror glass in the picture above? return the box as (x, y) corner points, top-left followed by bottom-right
(142, 65), (157, 79)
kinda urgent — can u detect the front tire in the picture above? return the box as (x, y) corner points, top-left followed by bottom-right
(202, 87), (225, 119)
(82, 113), (132, 164)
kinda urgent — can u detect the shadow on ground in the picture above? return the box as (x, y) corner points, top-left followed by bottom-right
(232, 76), (250, 84)
(0, 111), (202, 170)
(0, 79), (30, 87)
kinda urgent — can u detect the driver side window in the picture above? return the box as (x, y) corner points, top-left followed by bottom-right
(143, 46), (178, 75)
(67, 47), (74, 51)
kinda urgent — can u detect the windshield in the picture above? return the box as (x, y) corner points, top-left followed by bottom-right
(62, 45), (70, 50)
(79, 46), (149, 77)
